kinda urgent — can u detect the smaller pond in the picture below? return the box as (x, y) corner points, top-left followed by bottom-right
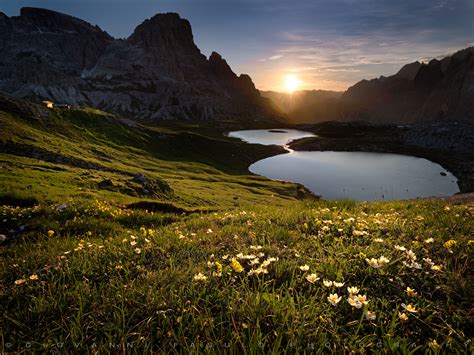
(228, 129), (460, 201)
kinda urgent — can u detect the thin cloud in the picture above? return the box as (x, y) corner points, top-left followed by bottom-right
(289, 66), (318, 72)
(268, 55), (284, 60)
(324, 68), (361, 72)
(257, 54), (284, 62)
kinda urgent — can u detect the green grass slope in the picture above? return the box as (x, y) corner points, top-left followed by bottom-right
(1, 98), (473, 353)
(0, 100), (310, 209)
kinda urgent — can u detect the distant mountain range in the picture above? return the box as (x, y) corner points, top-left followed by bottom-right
(260, 90), (342, 124)
(263, 47), (474, 124)
(261, 90), (342, 123)
(0, 8), (280, 121)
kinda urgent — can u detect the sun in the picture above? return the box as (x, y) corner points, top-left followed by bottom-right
(284, 74), (302, 93)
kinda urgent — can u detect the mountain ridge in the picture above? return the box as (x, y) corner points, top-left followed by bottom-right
(0, 8), (281, 121)
(263, 47), (474, 124)
(341, 46), (474, 123)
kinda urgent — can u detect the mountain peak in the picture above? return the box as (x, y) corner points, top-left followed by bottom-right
(128, 12), (197, 53)
(209, 51), (236, 79)
(148, 12), (184, 23)
(395, 61), (422, 80)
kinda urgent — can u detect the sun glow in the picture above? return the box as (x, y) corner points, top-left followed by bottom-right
(284, 74), (302, 93)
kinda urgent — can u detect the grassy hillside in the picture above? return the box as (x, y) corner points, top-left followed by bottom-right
(0, 100), (310, 209)
(1, 99), (473, 352)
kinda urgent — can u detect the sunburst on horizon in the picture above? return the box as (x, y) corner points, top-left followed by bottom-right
(283, 74), (302, 93)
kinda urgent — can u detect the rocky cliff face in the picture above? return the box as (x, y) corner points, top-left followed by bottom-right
(340, 47), (474, 123)
(0, 8), (280, 121)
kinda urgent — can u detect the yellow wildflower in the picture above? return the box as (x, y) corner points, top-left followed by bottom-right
(299, 265), (310, 271)
(399, 312), (409, 322)
(429, 340), (440, 349)
(231, 259), (244, 273)
(47, 230), (55, 237)
(402, 304), (417, 313)
(406, 287), (417, 297)
(444, 239), (457, 250)
(211, 261), (222, 277)
(29, 274), (39, 281)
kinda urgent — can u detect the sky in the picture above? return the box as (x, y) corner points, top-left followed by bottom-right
(2, 0), (473, 92)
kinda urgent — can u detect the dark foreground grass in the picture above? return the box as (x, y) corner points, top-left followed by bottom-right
(1, 198), (473, 353)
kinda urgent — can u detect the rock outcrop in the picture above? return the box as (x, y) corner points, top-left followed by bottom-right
(0, 8), (280, 121)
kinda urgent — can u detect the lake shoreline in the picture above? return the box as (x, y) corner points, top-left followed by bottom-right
(287, 124), (474, 194)
(229, 127), (461, 200)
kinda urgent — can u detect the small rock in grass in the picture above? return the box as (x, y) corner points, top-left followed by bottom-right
(133, 173), (146, 183)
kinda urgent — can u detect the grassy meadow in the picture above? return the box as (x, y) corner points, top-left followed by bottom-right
(1, 102), (473, 353)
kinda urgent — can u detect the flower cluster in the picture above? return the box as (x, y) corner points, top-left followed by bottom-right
(365, 256), (390, 268)
(347, 294), (368, 309)
(193, 247), (279, 281)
